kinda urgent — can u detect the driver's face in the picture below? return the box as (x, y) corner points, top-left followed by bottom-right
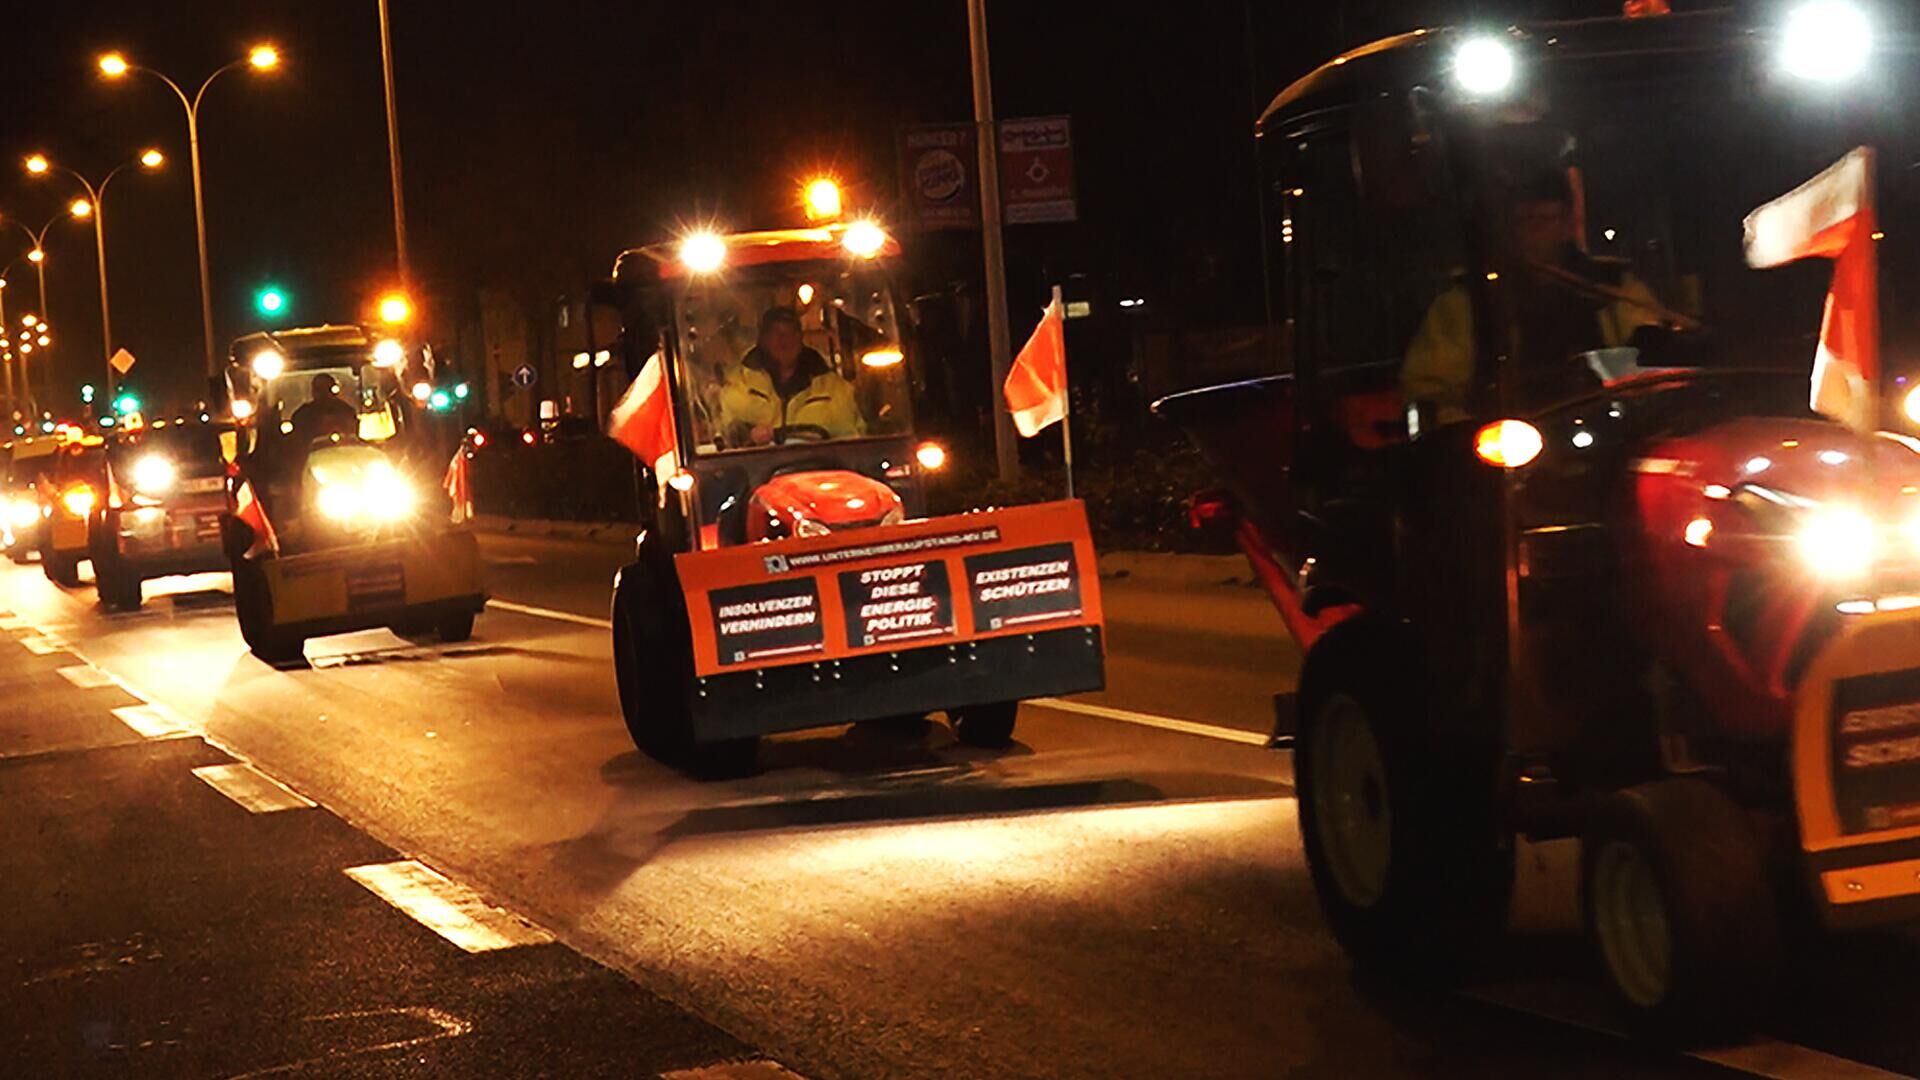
(1513, 199), (1577, 267)
(765, 322), (803, 366)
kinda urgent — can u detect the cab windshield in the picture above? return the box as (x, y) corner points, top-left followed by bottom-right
(673, 261), (912, 454)
(1477, 51), (1920, 410)
(257, 351), (409, 446)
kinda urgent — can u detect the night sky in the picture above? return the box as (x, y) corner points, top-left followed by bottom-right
(0, 0), (1621, 413)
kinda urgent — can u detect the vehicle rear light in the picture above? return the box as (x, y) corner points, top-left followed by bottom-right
(1473, 419), (1543, 469)
(1188, 489), (1238, 532)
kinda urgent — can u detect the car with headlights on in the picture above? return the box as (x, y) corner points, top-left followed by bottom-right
(220, 325), (485, 665)
(38, 433), (105, 587)
(2, 435), (60, 564)
(89, 419), (233, 611)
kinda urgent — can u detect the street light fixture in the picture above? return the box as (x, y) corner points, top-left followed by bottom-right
(25, 149), (167, 390)
(98, 44), (282, 377)
(0, 203), (92, 409)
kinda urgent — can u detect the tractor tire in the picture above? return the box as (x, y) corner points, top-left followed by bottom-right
(612, 558), (757, 777)
(43, 550), (81, 588)
(1582, 778), (1782, 1039)
(1295, 621), (1512, 981)
(951, 701), (1019, 747)
(436, 610), (475, 643)
(231, 558), (305, 667)
(96, 559), (143, 612)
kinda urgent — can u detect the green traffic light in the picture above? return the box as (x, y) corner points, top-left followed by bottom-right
(80, 384), (95, 403)
(113, 393), (139, 414)
(255, 286), (288, 317)
(453, 382), (470, 400)
(428, 390), (452, 411)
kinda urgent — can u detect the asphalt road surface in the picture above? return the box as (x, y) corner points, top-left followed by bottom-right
(3, 530), (1918, 1079)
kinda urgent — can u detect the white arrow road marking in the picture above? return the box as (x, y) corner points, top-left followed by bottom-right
(344, 859), (553, 953)
(191, 763), (316, 814)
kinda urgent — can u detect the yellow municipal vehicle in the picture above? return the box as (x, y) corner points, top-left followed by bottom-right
(2, 434), (61, 564)
(220, 325), (485, 665)
(38, 430), (105, 587)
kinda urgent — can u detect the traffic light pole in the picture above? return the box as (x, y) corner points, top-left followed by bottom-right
(378, 0), (412, 289)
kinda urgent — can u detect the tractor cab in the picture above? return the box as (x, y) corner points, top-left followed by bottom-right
(1157, 4), (1920, 1033)
(611, 222), (944, 549)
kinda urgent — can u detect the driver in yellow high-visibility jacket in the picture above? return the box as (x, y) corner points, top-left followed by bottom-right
(1403, 170), (1665, 424)
(716, 307), (865, 446)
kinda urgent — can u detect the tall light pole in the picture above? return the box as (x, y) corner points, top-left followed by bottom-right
(98, 45), (280, 378)
(26, 151), (166, 393)
(1, 208), (86, 412)
(377, 0), (412, 290)
(967, 0), (1019, 483)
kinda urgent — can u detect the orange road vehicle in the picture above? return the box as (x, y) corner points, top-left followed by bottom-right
(600, 193), (1105, 772)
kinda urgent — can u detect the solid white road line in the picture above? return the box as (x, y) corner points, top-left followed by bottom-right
(1690, 1038), (1911, 1080)
(111, 704), (188, 739)
(1467, 984), (1905, 1080)
(344, 859), (554, 953)
(486, 598), (1278, 748)
(1028, 697), (1271, 746)
(485, 597), (612, 629)
(0, 615), (30, 630)
(662, 1062), (812, 1080)
(191, 763), (316, 814)
(20, 634), (67, 655)
(55, 663), (117, 690)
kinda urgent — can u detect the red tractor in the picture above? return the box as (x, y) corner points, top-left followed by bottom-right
(600, 205), (1105, 773)
(1158, 4), (1920, 1034)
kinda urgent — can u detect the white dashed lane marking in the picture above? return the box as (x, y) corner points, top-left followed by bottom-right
(191, 763), (317, 813)
(344, 860), (554, 953)
(55, 664), (117, 689)
(111, 704), (189, 739)
(20, 634), (67, 655)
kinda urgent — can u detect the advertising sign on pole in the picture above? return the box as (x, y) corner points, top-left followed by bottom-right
(898, 123), (981, 230)
(999, 116), (1077, 225)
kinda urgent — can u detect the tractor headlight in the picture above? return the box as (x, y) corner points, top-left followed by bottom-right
(1798, 506), (1876, 579)
(314, 463), (416, 524)
(60, 484), (96, 517)
(6, 496), (39, 528)
(362, 463), (417, 522)
(129, 454), (177, 495)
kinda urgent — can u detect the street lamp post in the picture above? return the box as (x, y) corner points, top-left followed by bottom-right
(98, 45), (280, 378)
(1, 209), (84, 412)
(26, 151), (166, 394)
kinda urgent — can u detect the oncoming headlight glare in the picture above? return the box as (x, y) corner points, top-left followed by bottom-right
(842, 219), (888, 259)
(129, 454), (176, 494)
(373, 338), (405, 367)
(1780, 0), (1872, 84)
(251, 348), (286, 380)
(1452, 35), (1516, 97)
(679, 231), (727, 274)
(1798, 506), (1877, 579)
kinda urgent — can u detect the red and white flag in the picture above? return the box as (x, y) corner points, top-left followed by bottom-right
(233, 478), (278, 559)
(443, 448), (472, 525)
(1004, 295), (1068, 437)
(607, 351), (680, 488)
(1744, 146), (1880, 430)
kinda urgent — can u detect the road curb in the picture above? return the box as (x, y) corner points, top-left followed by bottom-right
(472, 515), (1253, 587)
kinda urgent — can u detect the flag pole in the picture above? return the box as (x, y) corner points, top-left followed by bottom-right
(1053, 284), (1074, 500)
